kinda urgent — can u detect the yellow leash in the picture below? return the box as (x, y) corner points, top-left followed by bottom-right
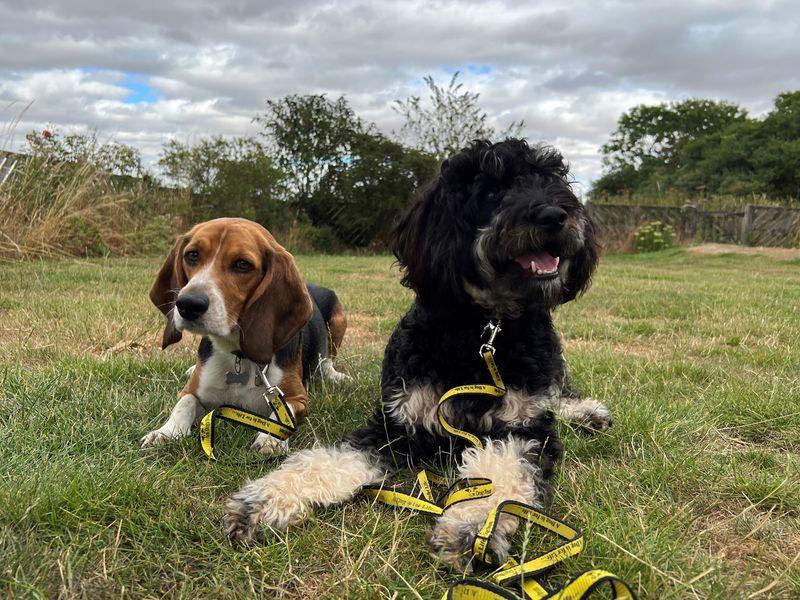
(199, 362), (297, 460)
(362, 470), (495, 516)
(365, 320), (639, 600)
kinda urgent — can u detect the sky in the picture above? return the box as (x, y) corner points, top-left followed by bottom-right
(1, 0), (798, 191)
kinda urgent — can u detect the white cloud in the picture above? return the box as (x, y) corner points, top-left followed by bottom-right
(0, 0), (798, 183)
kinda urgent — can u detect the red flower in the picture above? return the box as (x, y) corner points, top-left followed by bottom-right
(42, 130), (52, 138)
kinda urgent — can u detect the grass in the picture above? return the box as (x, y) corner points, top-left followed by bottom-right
(1, 250), (799, 599)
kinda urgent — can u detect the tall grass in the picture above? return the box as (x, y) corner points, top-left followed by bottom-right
(0, 156), (134, 260)
(0, 154), (193, 261)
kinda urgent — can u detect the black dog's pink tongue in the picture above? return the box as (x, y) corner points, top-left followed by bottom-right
(515, 250), (560, 273)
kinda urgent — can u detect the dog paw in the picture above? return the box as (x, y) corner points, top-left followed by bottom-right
(427, 515), (510, 573)
(572, 398), (613, 432)
(319, 358), (351, 384)
(250, 433), (289, 455)
(330, 370), (352, 383)
(222, 478), (309, 545)
(222, 490), (266, 546)
(140, 430), (169, 448)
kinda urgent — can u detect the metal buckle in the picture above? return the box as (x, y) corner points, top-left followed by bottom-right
(257, 363), (285, 399)
(480, 319), (502, 356)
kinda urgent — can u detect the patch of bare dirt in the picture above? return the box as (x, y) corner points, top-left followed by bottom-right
(342, 313), (385, 358)
(687, 243), (800, 260)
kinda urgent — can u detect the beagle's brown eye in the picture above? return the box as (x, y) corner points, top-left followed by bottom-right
(184, 250), (200, 265)
(233, 259), (254, 273)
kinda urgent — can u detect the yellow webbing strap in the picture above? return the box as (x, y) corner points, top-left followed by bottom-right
(441, 579), (521, 600)
(363, 471), (495, 516)
(546, 570), (637, 600)
(442, 570), (636, 600)
(442, 500), (636, 600)
(199, 391), (297, 460)
(473, 501), (583, 580)
(437, 350), (507, 450)
(431, 342), (637, 600)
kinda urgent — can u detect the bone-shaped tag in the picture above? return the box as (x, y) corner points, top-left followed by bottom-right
(226, 368), (250, 385)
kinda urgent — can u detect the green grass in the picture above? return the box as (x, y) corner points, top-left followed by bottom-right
(1, 250), (799, 599)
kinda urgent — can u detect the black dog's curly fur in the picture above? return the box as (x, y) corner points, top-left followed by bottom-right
(223, 139), (606, 569)
(344, 136), (600, 488)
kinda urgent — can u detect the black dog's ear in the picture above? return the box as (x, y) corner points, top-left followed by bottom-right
(392, 140), (507, 303)
(562, 217), (600, 303)
(391, 179), (440, 296)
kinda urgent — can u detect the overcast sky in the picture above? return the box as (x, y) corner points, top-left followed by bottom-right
(1, 0), (798, 190)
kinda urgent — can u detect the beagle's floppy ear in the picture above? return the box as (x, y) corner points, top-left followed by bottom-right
(238, 237), (313, 365)
(149, 234), (189, 349)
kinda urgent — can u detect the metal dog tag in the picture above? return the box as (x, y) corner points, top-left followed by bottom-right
(225, 367), (250, 385)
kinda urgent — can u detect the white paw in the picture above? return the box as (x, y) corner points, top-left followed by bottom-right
(319, 358), (351, 383)
(250, 432), (289, 455)
(223, 477), (310, 544)
(140, 430), (170, 448)
(572, 398), (613, 431)
(329, 369), (351, 383)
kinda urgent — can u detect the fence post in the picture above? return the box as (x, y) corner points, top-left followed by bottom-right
(681, 203), (698, 241)
(740, 204), (754, 246)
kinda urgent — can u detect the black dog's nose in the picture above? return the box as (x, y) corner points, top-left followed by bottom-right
(532, 206), (568, 232)
(175, 293), (209, 321)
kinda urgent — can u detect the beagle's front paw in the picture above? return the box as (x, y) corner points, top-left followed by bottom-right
(250, 432), (289, 455)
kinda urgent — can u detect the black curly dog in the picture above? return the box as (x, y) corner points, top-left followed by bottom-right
(222, 138), (609, 571)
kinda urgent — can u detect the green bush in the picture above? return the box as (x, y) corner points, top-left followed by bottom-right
(633, 220), (676, 252)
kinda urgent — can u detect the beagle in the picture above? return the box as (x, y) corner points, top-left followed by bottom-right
(141, 217), (348, 453)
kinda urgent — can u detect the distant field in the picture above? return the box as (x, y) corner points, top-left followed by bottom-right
(1, 249), (799, 599)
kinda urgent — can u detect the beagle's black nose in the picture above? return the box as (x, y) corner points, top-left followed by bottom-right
(176, 293), (209, 321)
(532, 206), (568, 232)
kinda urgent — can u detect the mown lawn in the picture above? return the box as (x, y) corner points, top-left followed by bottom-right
(1, 249), (799, 599)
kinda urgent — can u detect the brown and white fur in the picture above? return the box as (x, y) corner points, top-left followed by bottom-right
(142, 217), (348, 453)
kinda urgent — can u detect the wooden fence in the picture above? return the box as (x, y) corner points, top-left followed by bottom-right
(0, 150), (21, 185)
(586, 202), (800, 250)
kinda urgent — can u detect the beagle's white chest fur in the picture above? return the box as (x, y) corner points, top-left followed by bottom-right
(195, 349), (285, 415)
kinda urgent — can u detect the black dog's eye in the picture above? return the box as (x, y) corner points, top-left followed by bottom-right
(183, 250), (200, 265)
(233, 259), (254, 273)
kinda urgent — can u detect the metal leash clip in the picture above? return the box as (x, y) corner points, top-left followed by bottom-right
(257, 363), (285, 400)
(479, 319), (502, 356)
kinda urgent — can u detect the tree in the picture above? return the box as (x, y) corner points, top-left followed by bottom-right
(254, 94), (365, 216)
(752, 91), (800, 197)
(307, 132), (438, 247)
(601, 99), (747, 169)
(593, 98), (749, 198)
(159, 136), (232, 192)
(592, 92), (800, 201)
(394, 72), (524, 162)
(158, 136), (286, 223)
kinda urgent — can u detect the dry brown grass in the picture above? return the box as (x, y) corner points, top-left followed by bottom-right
(0, 157), (136, 260)
(687, 243), (800, 260)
